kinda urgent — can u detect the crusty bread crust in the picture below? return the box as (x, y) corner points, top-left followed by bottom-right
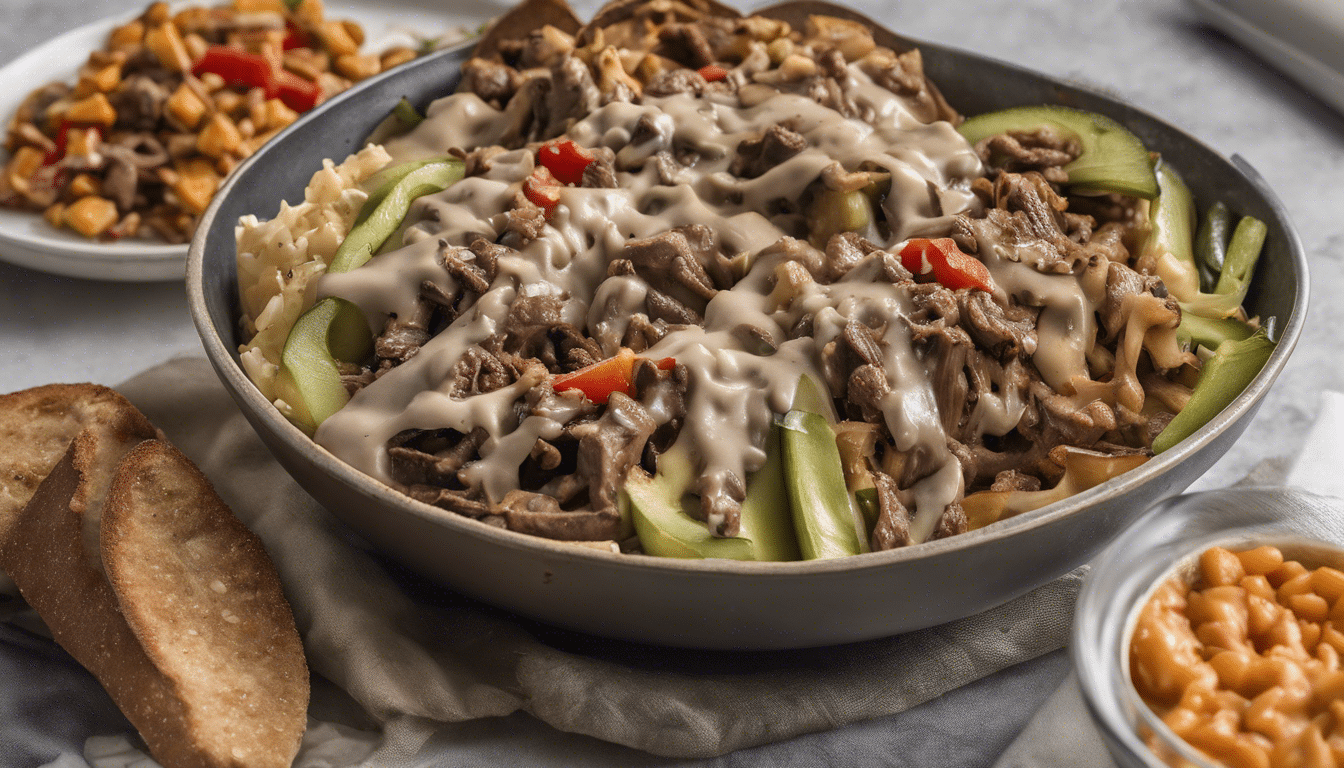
(0, 434), (196, 767)
(0, 386), (308, 768)
(0, 383), (156, 546)
(103, 440), (308, 768)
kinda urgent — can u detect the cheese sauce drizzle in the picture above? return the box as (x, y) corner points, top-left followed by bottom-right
(311, 57), (1103, 545)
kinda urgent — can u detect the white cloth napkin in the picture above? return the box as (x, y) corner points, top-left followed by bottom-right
(6, 357), (1082, 767)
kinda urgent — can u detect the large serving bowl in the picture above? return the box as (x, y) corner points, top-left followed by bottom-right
(187, 2), (1308, 649)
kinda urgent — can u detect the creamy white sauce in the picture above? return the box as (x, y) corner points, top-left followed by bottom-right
(309, 54), (1107, 544)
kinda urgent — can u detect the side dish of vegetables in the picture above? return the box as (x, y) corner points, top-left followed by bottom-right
(0, 0), (431, 243)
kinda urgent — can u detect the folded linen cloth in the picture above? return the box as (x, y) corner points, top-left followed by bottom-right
(5, 356), (1084, 765)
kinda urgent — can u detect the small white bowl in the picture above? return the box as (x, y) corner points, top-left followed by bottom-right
(1073, 487), (1344, 768)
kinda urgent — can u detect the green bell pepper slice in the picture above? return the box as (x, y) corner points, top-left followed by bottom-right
(1143, 160), (1200, 302)
(279, 297), (374, 432)
(1195, 200), (1232, 293)
(1176, 312), (1255, 354)
(780, 408), (865, 560)
(957, 105), (1159, 199)
(626, 425), (801, 561)
(329, 157), (465, 273)
(1180, 215), (1268, 320)
(1152, 329), (1275, 454)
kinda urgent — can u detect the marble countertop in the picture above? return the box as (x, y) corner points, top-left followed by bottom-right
(1, 0), (1341, 764)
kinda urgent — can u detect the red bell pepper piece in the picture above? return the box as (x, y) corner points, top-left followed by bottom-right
(523, 165), (562, 218)
(536, 139), (595, 186)
(276, 69), (321, 112)
(553, 349), (675, 404)
(282, 22), (312, 51)
(192, 46), (279, 99)
(42, 121), (100, 166)
(698, 64), (729, 82)
(898, 237), (995, 292)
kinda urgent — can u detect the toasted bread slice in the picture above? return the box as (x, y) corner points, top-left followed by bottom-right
(103, 439), (308, 768)
(0, 384), (156, 549)
(0, 433), (194, 766)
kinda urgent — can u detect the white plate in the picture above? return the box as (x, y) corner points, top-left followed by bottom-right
(0, 0), (487, 282)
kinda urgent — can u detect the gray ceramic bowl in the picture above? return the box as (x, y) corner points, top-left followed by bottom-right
(187, 4), (1308, 649)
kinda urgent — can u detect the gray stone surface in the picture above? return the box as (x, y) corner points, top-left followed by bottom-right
(0, 1), (1341, 764)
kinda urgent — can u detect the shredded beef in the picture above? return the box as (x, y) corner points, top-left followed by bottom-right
(869, 472), (911, 550)
(581, 157), (618, 188)
(959, 291), (1038, 358)
(991, 469), (1042, 493)
(657, 24), (715, 68)
(502, 194), (547, 247)
(499, 489), (623, 540)
(406, 485), (490, 517)
(645, 68), (708, 97)
(571, 392), (657, 517)
(729, 125), (807, 179)
(823, 232), (882, 281)
(975, 128), (1081, 184)
(931, 503), (968, 539)
(459, 58), (520, 107)
(1099, 260), (1165, 343)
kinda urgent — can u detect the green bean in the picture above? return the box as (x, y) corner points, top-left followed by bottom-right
(1176, 312), (1255, 353)
(1195, 201), (1231, 293)
(392, 98), (424, 129)
(1181, 215), (1268, 319)
(1152, 329), (1274, 454)
(1215, 216), (1269, 296)
(1144, 160), (1200, 302)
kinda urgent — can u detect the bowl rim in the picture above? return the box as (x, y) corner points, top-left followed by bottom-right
(186, 25), (1311, 579)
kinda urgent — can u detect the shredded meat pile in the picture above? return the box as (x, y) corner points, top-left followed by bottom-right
(333, 0), (1189, 550)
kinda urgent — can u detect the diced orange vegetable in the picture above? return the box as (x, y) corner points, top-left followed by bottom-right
(68, 173), (100, 198)
(317, 20), (359, 57)
(108, 21), (145, 51)
(43, 202), (65, 228)
(65, 94), (117, 128)
(6, 146), (46, 188)
(334, 53), (379, 81)
(537, 139), (595, 186)
(552, 349), (676, 404)
(698, 64), (729, 82)
(145, 23), (192, 71)
(197, 113), (243, 158)
(233, 0), (287, 12)
(63, 126), (103, 159)
(260, 98), (298, 130)
(380, 47), (416, 70)
(171, 158), (220, 214)
(523, 165), (562, 218)
(63, 196), (118, 237)
(167, 83), (209, 129)
(899, 237), (996, 293)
